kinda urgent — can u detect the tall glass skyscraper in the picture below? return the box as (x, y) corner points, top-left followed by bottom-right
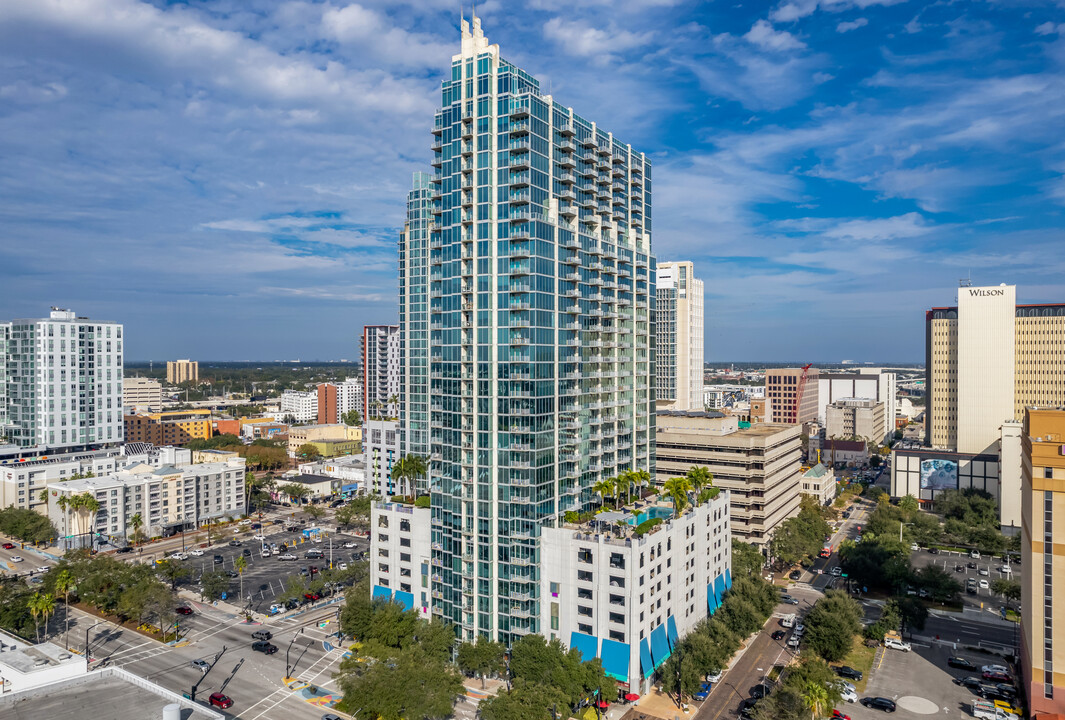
(416, 15), (656, 643)
(400, 172), (433, 474)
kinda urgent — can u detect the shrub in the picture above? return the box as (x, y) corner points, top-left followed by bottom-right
(633, 518), (663, 536)
(414, 496), (430, 508)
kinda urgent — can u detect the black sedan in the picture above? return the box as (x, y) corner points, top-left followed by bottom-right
(749, 684), (771, 699)
(953, 676), (983, 691)
(772, 630), (786, 640)
(860, 697), (897, 713)
(836, 666), (863, 681)
(948, 657), (977, 671)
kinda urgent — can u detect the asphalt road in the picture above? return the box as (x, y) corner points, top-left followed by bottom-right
(909, 548), (1019, 610)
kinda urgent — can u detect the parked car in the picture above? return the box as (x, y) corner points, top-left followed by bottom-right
(789, 570), (802, 580)
(749, 684), (770, 699)
(885, 638), (911, 652)
(839, 687), (858, 703)
(188, 549), (204, 557)
(707, 670), (724, 683)
(860, 696), (897, 712)
(983, 670), (1012, 683)
(948, 657), (978, 671)
(999, 565), (1012, 574)
(304, 592), (321, 601)
(780, 594), (799, 605)
(980, 686), (1015, 703)
(694, 682), (712, 701)
(979, 567), (990, 577)
(981, 664), (1010, 675)
(832, 711), (851, 720)
(269, 603), (285, 614)
(928, 547), (940, 554)
(213, 554), (223, 564)
(252, 641), (278, 654)
(771, 630), (786, 640)
(175, 606), (194, 616)
(279, 553), (297, 561)
(225, 569), (238, 578)
(787, 636), (801, 648)
(970, 550), (981, 558)
(954, 676), (984, 691)
(968, 561), (978, 569)
(343, 541), (357, 549)
(208, 692), (233, 709)
(836, 666), (863, 681)
(337, 562), (349, 570)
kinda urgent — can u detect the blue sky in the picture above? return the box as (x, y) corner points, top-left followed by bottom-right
(1, 0), (1063, 363)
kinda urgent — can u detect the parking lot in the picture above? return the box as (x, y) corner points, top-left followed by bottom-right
(844, 638), (1019, 719)
(909, 548), (1019, 610)
(157, 524), (369, 612)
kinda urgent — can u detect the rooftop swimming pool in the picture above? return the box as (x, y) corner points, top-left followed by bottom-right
(626, 506), (674, 525)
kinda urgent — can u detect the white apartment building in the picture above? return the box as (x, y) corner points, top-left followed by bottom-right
(371, 491), (732, 696)
(817, 370), (896, 442)
(46, 457), (246, 547)
(361, 325), (400, 420)
(280, 389), (318, 423)
(0, 448), (124, 513)
(364, 418), (401, 495)
(122, 376), (163, 413)
(1, 308), (123, 451)
(825, 398), (886, 441)
(656, 261), (705, 411)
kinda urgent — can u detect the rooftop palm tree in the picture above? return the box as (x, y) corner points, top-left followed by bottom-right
(662, 476), (692, 515)
(685, 466), (714, 505)
(593, 478), (614, 510)
(391, 454), (428, 497)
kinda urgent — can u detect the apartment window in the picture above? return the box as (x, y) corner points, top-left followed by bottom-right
(400, 537), (411, 547)
(609, 594), (625, 607)
(609, 630), (625, 642)
(378, 563), (389, 573)
(577, 549), (593, 564)
(577, 605), (593, 617)
(577, 587), (593, 600)
(609, 575), (625, 588)
(378, 516), (389, 528)
(400, 553), (411, 563)
(577, 570), (593, 582)
(609, 612), (625, 624)
(578, 623), (593, 634)
(609, 553), (625, 569)
(1045, 467), (1054, 479)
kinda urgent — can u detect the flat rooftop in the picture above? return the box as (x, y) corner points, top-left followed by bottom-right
(0, 667), (222, 720)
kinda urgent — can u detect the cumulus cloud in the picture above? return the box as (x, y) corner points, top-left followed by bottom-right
(837, 18), (869, 33)
(1035, 22), (1064, 36)
(543, 17), (653, 59)
(744, 20), (806, 51)
(771, 0), (908, 23)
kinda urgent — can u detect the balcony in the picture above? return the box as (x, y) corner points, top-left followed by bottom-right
(510, 120), (530, 136)
(558, 122), (575, 136)
(509, 190), (531, 205)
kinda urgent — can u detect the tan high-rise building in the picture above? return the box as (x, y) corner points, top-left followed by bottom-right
(656, 411), (802, 547)
(122, 376), (163, 412)
(1020, 408), (1065, 717)
(765, 367), (819, 425)
(166, 359), (199, 384)
(655, 261), (704, 411)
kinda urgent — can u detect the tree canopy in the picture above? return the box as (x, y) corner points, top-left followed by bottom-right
(803, 590), (863, 663)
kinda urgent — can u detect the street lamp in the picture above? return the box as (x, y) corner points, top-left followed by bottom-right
(285, 627), (305, 679)
(84, 619), (104, 662)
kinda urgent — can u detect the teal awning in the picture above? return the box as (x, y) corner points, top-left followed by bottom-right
(640, 638), (654, 678)
(667, 616), (679, 648)
(393, 590), (414, 611)
(650, 623), (671, 667)
(713, 574), (726, 601)
(600, 638), (630, 683)
(570, 631), (599, 663)
(371, 585), (392, 600)
(708, 583), (719, 615)
(724, 568), (732, 590)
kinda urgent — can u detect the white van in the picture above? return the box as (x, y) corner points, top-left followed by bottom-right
(780, 613), (796, 628)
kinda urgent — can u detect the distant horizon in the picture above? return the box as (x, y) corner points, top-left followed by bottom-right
(123, 358), (926, 367)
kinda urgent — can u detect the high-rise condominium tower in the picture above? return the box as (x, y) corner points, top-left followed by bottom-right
(655, 261), (704, 411)
(419, 16), (656, 643)
(399, 172), (433, 466)
(361, 325), (400, 421)
(1, 308), (124, 450)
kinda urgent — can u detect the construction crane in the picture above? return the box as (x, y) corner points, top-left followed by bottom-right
(795, 363), (813, 423)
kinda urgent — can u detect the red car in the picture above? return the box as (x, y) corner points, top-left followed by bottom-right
(175, 606), (194, 616)
(1, 543), (14, 550)
(304, 592), (321, 601)
(832, 711), (851, 720)
(983, 670), (1011, 683)
(208, 693), (233, 709)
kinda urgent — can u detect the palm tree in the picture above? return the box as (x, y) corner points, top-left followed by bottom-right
(28, 592), (55, 643)
(632, 469), (651, 501)
(662, 477), (692, 515)
(391, 454), (428, 497)
(800, 680), (831, 719)
(621, 470), (637, 506)
(128, 513), (144, 547)
(685, 466), (713, 505)
(65, 493), (100, 550)
(593, 479), (615, 509)
(54, 569), (75, 642)
(235, 555), (248, 601)
(388, 394), (400, 419)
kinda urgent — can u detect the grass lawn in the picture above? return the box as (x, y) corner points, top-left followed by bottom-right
(835, 636), (877, 693)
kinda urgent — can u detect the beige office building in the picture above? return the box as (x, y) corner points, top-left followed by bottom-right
(656, 410), (802, 547)
(826, 398), (885, 442)
(122, 376), (163, 412)
(765, 367), (819, 425)
(166, 359), (199, 384)
(655, 261), (705, 411)
(1020, 408), (1065, 717)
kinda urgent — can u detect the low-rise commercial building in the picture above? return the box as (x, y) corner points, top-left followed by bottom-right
(0, 448), (124, 513)
(655, 410), (802, 547)
(0, 628), (86, 694)
(239, 421), (287, 441)
(124, 409), (212, 446)
(299, 455), (366, 497)
(122, 377), (163, 413)
(46, 457), (246, 547)
(814, 437), (870, 466)
(191, 448), (240, 465)
(1020, 407), (1065, 717)
(277, 473), (335, 502)
(287, 424), (361, 458)
(800, 463), (836, 506)
(371, 489), (732, 696)
(825, 398), (886, 442)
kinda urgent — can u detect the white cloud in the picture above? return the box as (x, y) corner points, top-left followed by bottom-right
(771, 0), (908, 23)
(543, 17), (653, 59)
(1035, 22), (1064, 36)
(744, 20), (806, 51)
(837, 18), (868, 33)
(320, 3), (453, 67)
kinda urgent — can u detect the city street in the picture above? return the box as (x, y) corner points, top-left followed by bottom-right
(909, 547), (1019, 610)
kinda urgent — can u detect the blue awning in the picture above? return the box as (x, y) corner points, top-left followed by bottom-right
(650, 623), (671, 667)
(640, 638), (654, 678)
(600, 638), (630, 683)
(570, 631), (599, 662)
(708, 583), (719, 615)
(667, 616), (679, 648)
(714, 574), (726, 601)
(724, 568), (733, 590)
(371, 585), (392, 600)
(394, 590), (414, 611)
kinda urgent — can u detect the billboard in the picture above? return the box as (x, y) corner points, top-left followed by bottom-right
(920, 459), (958, 490)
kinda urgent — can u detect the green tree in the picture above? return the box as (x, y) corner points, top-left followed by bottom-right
(662, 476), (692, 514)
(897, 596), (929, 636)
(804, 590), (863, 662)
(335, 646), (463, 720)
(457, 636), (506, 688)
(800, 680), (832, 719)
(296, 443), (322, 460)
(28, 591), (55, 643)
(685, 466), (714, 505)
(128, 513), (145, 547)
(732, 539), (766, 579)
(593, 478), (616, 509)
(660, 649), (703, 704)
(155, 559), (191, 591)
(897, 494), (920, 518)
(914, 565), (963, 602)
(341, 409), (362, 426)
(391, 454), (428, 497)
(200, 570), (230, 602)
(479, 678), (570, 720)
(53, 569), (76, 641)
(278, 483), (311, 505)
(304, 505), (326, 522)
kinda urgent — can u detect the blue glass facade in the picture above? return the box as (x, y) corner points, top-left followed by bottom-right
(400, 173), (432, 472)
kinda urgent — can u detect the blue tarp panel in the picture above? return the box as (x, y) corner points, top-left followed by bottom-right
(371, 585), (392, 600)
(714, 574), (726, 601)
(667, 616), (679, 648)
(394, 590), (414, 611)
(725, 568), (733, 590)
(570, 631), (599, 663)
(650, 623), (671, 667)
(708, 583), (719, 615)
(600, 639), (630, 683)
(640, 638), (654, 678)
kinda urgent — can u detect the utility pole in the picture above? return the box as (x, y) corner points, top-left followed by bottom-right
(285, 628), (305, 679)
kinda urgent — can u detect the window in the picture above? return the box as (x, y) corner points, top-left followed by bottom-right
(578, 623), (593, 634)
(577, 570), (593, 582)
(577, 605), (593, 617)
(577, 587), (593, 600)
(609, 575), (625, 588)
(609, 553), (625, 569)
(609, 612), (625, 624)
(1046, 467), (1054, 479)
(609, 630), (625, 642)
(378, 563), (389, 573)
(577, 549), (593, 564)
